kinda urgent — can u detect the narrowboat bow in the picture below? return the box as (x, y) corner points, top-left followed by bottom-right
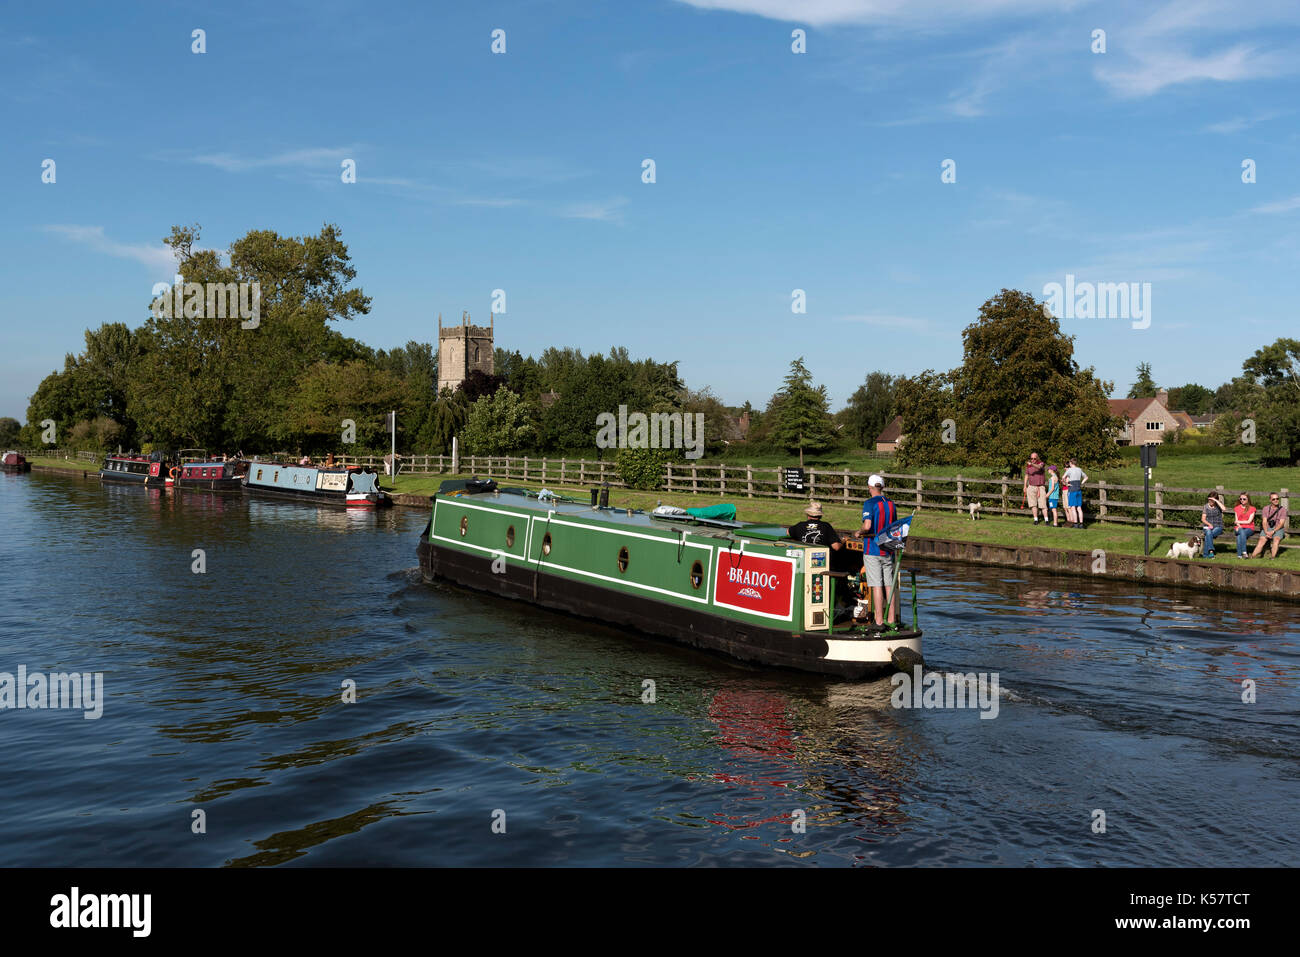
(417, 480), (923, 680)
(1, 451), (31, 473)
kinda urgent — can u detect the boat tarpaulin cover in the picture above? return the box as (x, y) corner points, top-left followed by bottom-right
(686, 503), (737, 521)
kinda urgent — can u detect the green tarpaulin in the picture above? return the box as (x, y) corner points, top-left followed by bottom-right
(685, 503), (737, 521)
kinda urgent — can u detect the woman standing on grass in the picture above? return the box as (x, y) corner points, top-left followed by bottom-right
(1046, 465), (1062, 527)
(1063, 459), (1087, 528)
(1234, 494), (1258, 558)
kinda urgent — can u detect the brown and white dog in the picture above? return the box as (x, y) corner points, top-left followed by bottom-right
(969, 501), (982, 521)
(1166, 534), (1204, 559)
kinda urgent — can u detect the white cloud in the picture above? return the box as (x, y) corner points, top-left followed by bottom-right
(189, 147), (355, 172)
(559, 198), (628, 223)
(41, 225), (177, 274)
(1251, 195), (1300, 214)
(673, 0), (1071, 28)
(1095, 44), (1292, 98)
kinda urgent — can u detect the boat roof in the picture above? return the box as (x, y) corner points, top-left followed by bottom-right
(438, 481), (800, 543)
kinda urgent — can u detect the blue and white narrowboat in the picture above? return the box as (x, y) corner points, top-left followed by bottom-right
(242, 461), (391, 508)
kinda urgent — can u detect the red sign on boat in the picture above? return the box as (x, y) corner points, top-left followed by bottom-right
(712, 551), (795, 621)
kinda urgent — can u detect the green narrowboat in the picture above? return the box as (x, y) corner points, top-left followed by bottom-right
(416, 480), (923, 680)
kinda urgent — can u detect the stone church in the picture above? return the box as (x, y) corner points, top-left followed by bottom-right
(437, 312), (494, 393)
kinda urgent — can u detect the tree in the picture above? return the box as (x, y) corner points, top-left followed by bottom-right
(838, 372), (898, 448)
(1242, 337), (1300, 465)
(1167, 383), (1213, 414)
(1128, 362), (1157, 399)
(283, 360), (405, 454)
(766, 357), (837, 467)
(0, 417), (21, 446)
(460, 387), (534, 455)
(897, 289), (1120, 471)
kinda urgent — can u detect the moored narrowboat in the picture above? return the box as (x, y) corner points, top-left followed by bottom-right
(1, 451), (31, 473)
(100, 452), (170, 486)
(242, 460), (391, 508)
(172, 453), (248, 491)
(416, 479), (923, 680)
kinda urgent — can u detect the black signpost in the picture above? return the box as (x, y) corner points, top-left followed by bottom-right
(783, 467), (806, 493)
(1140, 443), (1158, 554)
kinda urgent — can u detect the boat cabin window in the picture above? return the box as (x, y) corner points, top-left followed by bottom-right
(690, 561), (704, 590)
(542, 533), (552, 556)
(460, 516), (468, 537)
(256, 469), (263, 481)
(506, 525), (515, 548)
(617, 547), (629, 573)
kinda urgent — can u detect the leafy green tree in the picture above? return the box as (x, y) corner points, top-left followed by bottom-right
(284, 360), (405, 454)
(838, 372), (899, 448)
(0, 417), (22, 446)
(1242, 337), (1300, 465)
(1128, 362), (1157, 399)
(460, 388), (534, 455)
(616, 447), (676, 490)
(766, 357), (837, 467)
(897, 289), (1120, 471)
(1167, 383), (1213, 414)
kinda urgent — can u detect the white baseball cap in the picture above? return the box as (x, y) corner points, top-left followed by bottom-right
(868, 474), (884, 488)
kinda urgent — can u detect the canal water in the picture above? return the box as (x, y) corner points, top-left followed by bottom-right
(2, 471), (1297, 866)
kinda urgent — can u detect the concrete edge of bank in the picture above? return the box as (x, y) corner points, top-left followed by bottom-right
(902, 535), (1298, 601)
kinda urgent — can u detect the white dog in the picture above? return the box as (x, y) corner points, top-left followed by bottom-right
(1166, 534), (1203, 559)
(968, 501), (982, 521)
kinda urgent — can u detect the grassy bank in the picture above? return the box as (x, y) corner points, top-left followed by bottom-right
(28, 456), (99, 473)
(387, 473), (1297, 569)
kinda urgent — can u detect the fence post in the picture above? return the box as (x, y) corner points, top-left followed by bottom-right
(1098, 481), (1107, 520)
(776, 469), (783, 500)
(1000, 478), (1008, 516)
(719, 465), (726, 496)
(747, 465), (753, 498)
(915, 476), (922, 509)
(956, 474), (964, 509)
(666, 463), (673, 492)
(579, 459), (586, 485)
(842, 471), (849, 505)
(809, 469), (816, 500)
(1282, 488), (1291, 531)
(691, 466), (698, 495)
(1154, 482), (1164, 524)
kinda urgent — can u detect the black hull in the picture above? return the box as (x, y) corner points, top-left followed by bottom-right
(1, 465), (31, 473)
(243, 484), (391, 508)
(417, 537), (907, 680)
(100, 471), (164, 486)
(175, 479), (244, 491)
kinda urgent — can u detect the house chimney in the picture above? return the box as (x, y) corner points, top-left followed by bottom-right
(1156, 388), (1169, 407)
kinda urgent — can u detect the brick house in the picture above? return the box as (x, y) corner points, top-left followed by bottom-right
(1107, 390), (1185, 445)
(875, 415), (905, 453)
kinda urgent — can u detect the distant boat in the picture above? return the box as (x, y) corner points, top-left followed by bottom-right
(417, 479), (923, 679)
(171, 450), (248, 491)
(1, 451), (31, 473)
(99, 452), (169, 486)
(242, 460), (391, 508)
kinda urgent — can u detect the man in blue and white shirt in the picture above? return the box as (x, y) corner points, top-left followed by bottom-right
(858, 474), (899, 627)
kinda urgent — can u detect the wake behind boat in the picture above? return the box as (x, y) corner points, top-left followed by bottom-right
(416, 479), (923, 679)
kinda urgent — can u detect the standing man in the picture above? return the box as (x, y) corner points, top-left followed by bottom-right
(857, 475), (899, 628)
(1023, 451), (1048, 524)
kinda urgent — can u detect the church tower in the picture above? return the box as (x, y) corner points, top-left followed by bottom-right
(437, 311), (494, 393)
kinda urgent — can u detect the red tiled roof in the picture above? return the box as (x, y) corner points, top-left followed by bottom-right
(875, 415), (904, 443)
(1107, 398), (1155, 421)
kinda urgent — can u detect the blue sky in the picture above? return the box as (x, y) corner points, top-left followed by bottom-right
(3, 0), (1299, 420)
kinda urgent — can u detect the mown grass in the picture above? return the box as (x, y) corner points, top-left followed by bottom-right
(389, 472), (1298, 569)
(27, 456), (99, 473)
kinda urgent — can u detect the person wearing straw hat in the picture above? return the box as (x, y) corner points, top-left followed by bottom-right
(857, 474), (900, 628)
(787, 500), (844, 551)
